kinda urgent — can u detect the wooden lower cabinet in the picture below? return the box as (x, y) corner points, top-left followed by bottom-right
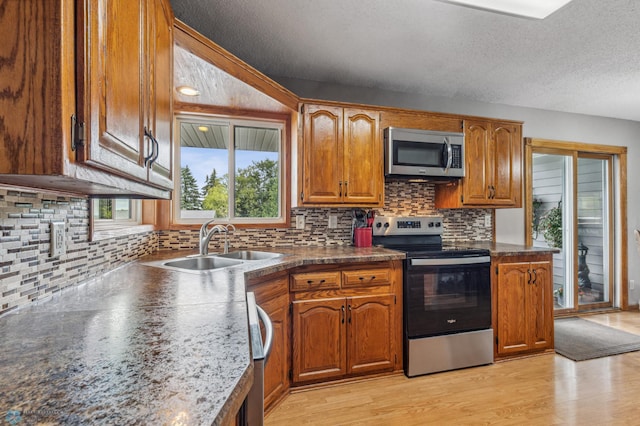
(292, 294), (395, 383)
(348, 294), (395, 375)
(494, 254), (554, 359)
(290, 262), (402, 385)
(292, 298), (347, 382)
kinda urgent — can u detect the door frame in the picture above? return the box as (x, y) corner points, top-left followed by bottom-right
(524, 138), (628, 311)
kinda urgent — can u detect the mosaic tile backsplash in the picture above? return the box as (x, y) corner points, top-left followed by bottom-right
(1, 180), (491, 314)
(0, 188), (157, 315)
(159, 180), (493, 250)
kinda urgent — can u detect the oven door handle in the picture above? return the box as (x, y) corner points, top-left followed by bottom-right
(410, 256), (491, 266)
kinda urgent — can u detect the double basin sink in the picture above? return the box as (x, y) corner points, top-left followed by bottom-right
(155, 250), (284, 273)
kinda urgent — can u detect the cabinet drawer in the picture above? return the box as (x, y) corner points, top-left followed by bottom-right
(342, 269), (390, 288)
(290, 271), (341, 292)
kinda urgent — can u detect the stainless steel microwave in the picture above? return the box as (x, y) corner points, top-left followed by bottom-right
(384, 127), (465, 178)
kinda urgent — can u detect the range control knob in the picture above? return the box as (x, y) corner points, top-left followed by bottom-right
(375, 222), (382, 228)
(435, 222), (441, 227)
(384, 222), (390, 228)
(428, 222), (434, 227)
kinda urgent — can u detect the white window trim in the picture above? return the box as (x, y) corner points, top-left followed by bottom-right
(173, 113), (286, 226)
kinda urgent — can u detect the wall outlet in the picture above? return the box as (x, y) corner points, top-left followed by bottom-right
(631, 279), (635, 290)
(484, 214), (492, 228)
(328, 214), (338, 229)
(296, 215), (305, 230)
(50, 222), (66, 257)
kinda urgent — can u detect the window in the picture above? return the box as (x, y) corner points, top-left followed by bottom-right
(92, 199), (141, 229)
(174, 115), (285, 225)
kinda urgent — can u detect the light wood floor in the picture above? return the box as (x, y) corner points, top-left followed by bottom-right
(266, 311), (640, 426)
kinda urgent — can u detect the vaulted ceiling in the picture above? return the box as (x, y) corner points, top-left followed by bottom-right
(171, 0), (640, 122)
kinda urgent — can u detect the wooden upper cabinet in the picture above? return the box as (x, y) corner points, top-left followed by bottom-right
(435, 119), (522, 208)
(491, 122), (521, 205)
(147, 0), (174, 188)
(343, 108), (382, 204)
(0, 0), (173, 198)
(81, 0), (174, 190)
(461, 121), (491, 205)
(301, 105), (343, 204)
(300, 103), (382, 207)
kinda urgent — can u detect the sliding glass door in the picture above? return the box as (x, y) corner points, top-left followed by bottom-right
(530, 150), (613, 312)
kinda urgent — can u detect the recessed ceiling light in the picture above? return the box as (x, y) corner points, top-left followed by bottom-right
(437, 0), (573, 19)
(198, 126), (209, 132)
(176, 86), (200, 96)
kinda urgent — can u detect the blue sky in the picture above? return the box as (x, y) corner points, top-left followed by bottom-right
(181, 147), (278, 189)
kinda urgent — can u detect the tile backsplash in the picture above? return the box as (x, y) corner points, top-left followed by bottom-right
(0, 188), (157, 315)
(1, 180), (492, 314)
(159, 180), (493, 250)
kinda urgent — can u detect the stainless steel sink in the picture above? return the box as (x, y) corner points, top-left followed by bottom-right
(160, 256), (244, 272)
(215, 250), (284, 261)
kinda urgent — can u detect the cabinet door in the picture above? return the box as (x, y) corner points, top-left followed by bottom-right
(528, 261), (553, 351)
(259, 292), (290, 411)
(342, 108), (382, 205)
(147, 0), (173, 189)
(490, 122), (521, 207)
(292, 298), (346, 383)
(301, 104), (343, 204)
(462, 120), (491, 205)
(84, 0), (148, 181)
(347, 294), (395, 375)
(496, 262), (530, 355)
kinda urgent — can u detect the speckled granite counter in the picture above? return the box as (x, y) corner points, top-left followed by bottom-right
(461, 241), (560, 256)
(0, 246), (404, 425)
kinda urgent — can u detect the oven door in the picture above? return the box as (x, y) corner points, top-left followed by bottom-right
(405, 256), (491, 338)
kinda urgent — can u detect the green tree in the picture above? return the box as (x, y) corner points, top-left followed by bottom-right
(201, 169), (219, 202)
(202, 174), (229, 217)
(180, 165), (201, 210)
(234, 159), (278, 217)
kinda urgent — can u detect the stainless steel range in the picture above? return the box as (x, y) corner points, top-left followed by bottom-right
(372, 216), (493, 377)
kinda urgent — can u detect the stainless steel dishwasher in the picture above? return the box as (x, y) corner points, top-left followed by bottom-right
(244, 292), (273, 426)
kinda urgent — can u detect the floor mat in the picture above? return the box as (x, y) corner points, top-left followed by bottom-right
(554, 316), (640, 361)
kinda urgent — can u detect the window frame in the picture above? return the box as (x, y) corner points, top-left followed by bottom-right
(90, 198), (152, 241)
(172, 112), (289, 226)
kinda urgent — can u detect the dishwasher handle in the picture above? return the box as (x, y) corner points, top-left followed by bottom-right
(256, 304), (273, 362)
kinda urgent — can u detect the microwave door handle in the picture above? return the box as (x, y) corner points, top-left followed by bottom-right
(443, 137), (453, 171)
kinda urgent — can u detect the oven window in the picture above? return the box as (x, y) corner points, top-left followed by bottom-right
(405, 263), (491, 338)
(422, 272), (478, 310)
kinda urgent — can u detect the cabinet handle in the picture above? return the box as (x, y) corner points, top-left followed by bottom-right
(527, 269), (532, 285)
(341, 305), (345, 323)
(306, 279), (326, 285)
(344, 181), (348, 197)
(143, 127), (158, 167)
(348, 304), (352, 323)
(150, 135), (159, 166)
(532, 269), (537, 285)
(339, 181), (342, 197)
(359, 275), (376, 281)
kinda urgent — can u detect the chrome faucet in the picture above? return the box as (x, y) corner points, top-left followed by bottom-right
(199, 221), (236, 255)
(199, 220), (221, 255)
(223, 224), (236, 254)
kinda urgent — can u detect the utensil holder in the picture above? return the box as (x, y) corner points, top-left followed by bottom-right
(354, 227), (372, 247)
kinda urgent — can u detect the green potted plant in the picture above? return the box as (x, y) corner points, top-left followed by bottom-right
(540, 202), (563, 248)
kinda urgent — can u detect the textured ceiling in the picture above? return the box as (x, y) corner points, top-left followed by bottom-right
(171, 0), (640, 122)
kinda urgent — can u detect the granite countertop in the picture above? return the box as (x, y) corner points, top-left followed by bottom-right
(461, 241), (560, 256)
(0, 245), (404, 426)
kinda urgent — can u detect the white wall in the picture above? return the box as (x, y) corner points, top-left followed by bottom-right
(275, 76), (640, 304)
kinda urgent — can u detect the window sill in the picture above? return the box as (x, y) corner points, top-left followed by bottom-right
(92, 224), (156, 242)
